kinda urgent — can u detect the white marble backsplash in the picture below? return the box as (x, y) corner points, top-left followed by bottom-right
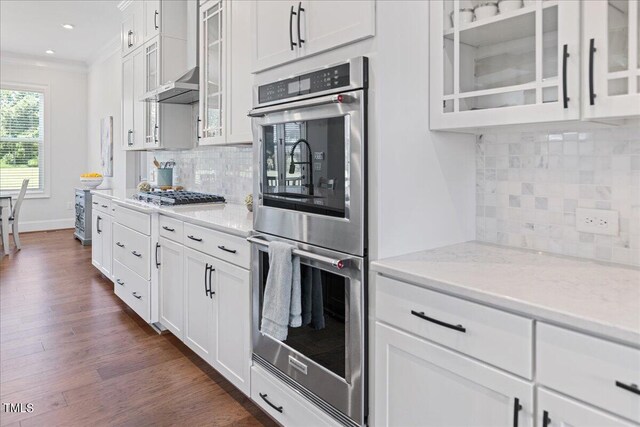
(476, 126), (640, 266)
(152, 146), (252, 204)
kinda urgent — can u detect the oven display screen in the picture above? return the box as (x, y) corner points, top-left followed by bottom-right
(259, 63), (350, 103)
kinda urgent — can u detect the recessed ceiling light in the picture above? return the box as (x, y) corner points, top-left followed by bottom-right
(62, 23), (74, 30)
(46, 50), (55, 55)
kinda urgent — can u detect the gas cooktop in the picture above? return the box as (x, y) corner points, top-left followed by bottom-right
(133, 191), (226, 206)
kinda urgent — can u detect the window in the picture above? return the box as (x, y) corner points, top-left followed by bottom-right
(0, 87), (45, 193)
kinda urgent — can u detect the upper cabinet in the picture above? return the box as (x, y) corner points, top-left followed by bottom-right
(198, 0), (253, 146)
(429, 0), (640, 131)
(250, 0), (375, 73)
(121, 1), (144, 57)
(582, 0), (640, 119)
(142, 0), (189, 46)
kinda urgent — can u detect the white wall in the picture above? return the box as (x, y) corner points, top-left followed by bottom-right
(0, 58), (88, 231)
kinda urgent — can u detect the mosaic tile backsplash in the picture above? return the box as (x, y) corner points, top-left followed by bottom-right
(152, 146), (253, 204)
(476, 126), (640, 267)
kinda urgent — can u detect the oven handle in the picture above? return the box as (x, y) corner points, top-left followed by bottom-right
(247, 235), (347, 269)
(248, 94), (353, 118)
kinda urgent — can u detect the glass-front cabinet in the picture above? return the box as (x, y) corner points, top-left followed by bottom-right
(144, 38), (160, 149)
(583, 0), (640, 119)
(430, 0), (580, 130)
(199, 0), (225, 145)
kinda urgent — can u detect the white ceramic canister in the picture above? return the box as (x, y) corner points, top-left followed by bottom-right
(458, 8), (475, 25)
(498, 0), (523, 12)
(522, 0), (536, 7)
(474, 2), (498, 20)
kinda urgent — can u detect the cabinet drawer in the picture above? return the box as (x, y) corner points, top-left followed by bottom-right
(537, 323), (640, 423)
(159, 215), (184, 243)
(113, 223), (151, 280)
(183, 223), (250, 269)
(114, 204), (150, 235)
(376, 275), (533, 378)
(113, 260), (150, 322)
(92, 196), (112, 214)
(251, 365), (340, 427)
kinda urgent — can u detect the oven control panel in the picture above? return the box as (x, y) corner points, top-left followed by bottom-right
(258, 63), (351, 104)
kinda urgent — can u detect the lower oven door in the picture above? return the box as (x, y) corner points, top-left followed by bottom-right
(250, 234), (365, 426)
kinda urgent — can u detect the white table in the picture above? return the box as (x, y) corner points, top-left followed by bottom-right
(0, 196), (11, 254)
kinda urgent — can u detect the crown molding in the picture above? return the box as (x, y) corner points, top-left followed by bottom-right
(0, 51), (88, 73)
(87, 35), (121, 68)
(117, 0), (133, 12)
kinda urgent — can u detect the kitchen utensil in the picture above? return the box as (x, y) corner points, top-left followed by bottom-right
(153, 157), (161, 168)
(157, 168), (173, 187)
(475, 2), (498, 20)
(498, 0), (523, 13)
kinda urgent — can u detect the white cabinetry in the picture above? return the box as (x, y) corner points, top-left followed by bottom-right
(199, 0), (252, 146)
(121, 1), (144, 57)
(122, 49), (146, 150)
(582, 0), (640, 119)
(250, 1), (375, 72)
(91, 197), (113, 280)
(158, 236), (184, 339)
(375, 323), (533, 427)
(184, 247), (214, 361)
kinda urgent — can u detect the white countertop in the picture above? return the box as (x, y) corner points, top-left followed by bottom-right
(371, 241), (640, 347)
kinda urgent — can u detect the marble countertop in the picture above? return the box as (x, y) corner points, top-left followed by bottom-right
(371, 241), (640, 347)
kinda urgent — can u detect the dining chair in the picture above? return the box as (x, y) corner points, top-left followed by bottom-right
(1, 179), (29, 251)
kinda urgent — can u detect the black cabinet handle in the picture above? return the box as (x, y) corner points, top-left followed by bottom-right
(297, 2), (305, 46)
(289, 5), (297, 51)
(410, 310), (466, 333)
(155, 243), (161, 268)
(196, 116), (201, 140)
(542, 410), (551, 427)
(589, 38), (596, 105)
(204, 263), (212, 297)
(162, 226), (175, 232)
(562, 44), (569, 109)
(187, 235), (203, 242)
(92, 201), (98, 205)
(116, 279), (125, 286)
(259, 393), (283, 413)
(208, 264), (214, 298)
(217, 245), (237, 254)
(131, 251), (142, 258)
(96, 216), (102, 234)
(513, 397), (522, 427)
(116, 241), (125, 248)
(154, 10), (159, 30)
(101, 204), (108, 208)
(616, 381), (640, 395)
(132, 292), (142, 300)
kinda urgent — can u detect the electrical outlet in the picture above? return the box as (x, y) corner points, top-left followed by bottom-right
(575, 208), (619, 236)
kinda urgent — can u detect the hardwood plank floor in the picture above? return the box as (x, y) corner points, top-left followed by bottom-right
(0, 230), (276, 427)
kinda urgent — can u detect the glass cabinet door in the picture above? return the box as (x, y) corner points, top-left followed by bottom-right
(199, 1), (224, 145)
(430, 0), (580, 130)
(145, 39), (160, 147)
(583, 0), (640, 118)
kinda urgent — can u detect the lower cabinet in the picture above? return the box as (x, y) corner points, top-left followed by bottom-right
(375, 322), (534, 427)
(158, 237), (184, 339)
(536, 388), (637, 427)
(91, 210), (113, 279)
(184, 247), (214, 361)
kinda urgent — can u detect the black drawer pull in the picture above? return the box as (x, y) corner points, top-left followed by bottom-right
(187, 235), (203, 242)
(410, 310), (466, 333)
(542, 410), (551, 427)
(101, 204), (108, 208)
(92, 201), (98, 205)
(116, 242), (125, 248)
(116, 279), (125, 286)
(155, 243), (161, 268)
(162, 226), (175, 232)
(616, 381), (640, 395)
(217, 245), (236, 254)
(132, 292), (142, 300)
(131, 251), (142, 257)
(513, 397), (522, 427)
(259, 393), (283, 413)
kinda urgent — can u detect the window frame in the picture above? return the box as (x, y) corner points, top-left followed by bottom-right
(0, 81), (51, 199)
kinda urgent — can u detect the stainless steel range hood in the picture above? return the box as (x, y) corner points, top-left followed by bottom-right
(140, 66), (199, 104)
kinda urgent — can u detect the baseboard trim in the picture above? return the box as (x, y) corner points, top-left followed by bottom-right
(10, 218), (75, 233)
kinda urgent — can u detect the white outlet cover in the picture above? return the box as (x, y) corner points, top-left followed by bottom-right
(575, 208), (619, 236)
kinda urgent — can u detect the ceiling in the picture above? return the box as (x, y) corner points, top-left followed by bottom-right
(0, 0), (122, 64)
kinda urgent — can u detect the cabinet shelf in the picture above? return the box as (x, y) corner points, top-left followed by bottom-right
(444, 1), (558, 48)
(443, 77), (558, 101)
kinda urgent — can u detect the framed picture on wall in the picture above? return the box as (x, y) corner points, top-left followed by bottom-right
(100, 116), (113, 177)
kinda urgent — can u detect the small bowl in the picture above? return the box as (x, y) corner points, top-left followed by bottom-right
(451, 8), (475, 26)
(499, 0), (523, 13)
(80, 177), (103, 189)
(475, 2), (498, 20)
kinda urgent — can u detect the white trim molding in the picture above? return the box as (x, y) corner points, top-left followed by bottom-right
(8, 218), (75, 234)
(87, 35), (121, 68)
(0, 52), (87, 73)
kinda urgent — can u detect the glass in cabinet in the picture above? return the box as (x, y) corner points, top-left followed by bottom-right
(145, 39), (160, 148)
(430, 0), (580, 130)
(199, 1), (225, 145)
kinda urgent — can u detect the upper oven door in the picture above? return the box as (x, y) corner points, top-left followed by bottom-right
(251, 90), (366, 256)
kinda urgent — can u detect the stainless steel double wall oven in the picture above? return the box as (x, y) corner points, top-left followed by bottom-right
(249, 57), (368, 426)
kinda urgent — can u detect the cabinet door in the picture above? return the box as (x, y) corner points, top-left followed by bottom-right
(121, 2), (144, 57)
(429, 0), (580, 130)
(583, 0), (640, 119)
(210, 259), (251, 395)
(302, 1), (375, 57)
(133, 48), (146, 150)
(375, 323), (534, 427)
(225, 0), (253, 144)
(144, 39), (160, 149)
(122, 55), (135, 149)
(537, 388), (637, 427)
(91, 210), (102, 270)
(144, 0), (161, 44)
(159, 237), (184, 339)
(101, 215), (112, 279)
(250, 1), (299, 72)
(183, 247), (214, 361)
(199, 1), (226, 145)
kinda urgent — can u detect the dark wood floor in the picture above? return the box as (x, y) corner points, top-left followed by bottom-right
(0, 230), (276, 427)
